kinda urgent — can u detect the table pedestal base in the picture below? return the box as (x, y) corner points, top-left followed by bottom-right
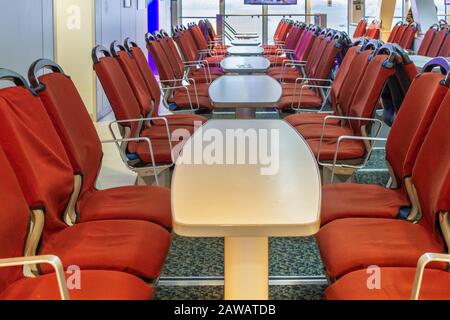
(224, 237), (269, 300)
(236, 108), (256, 119)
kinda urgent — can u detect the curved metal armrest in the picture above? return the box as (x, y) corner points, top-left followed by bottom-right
(0, 255), (69, 300)
(295, 77), (333, 85)
(411, 253), (450, 300)
(291, 84), (332, 112)
(160, 78), (200, 111)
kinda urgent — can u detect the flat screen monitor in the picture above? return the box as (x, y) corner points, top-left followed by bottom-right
(244, 0), (298, 4)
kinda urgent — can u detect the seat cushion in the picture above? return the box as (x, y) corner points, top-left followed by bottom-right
(326, 268), (450, 300)
(284, 113), (341, 126)
(40, 220), (172, 280)
(272, 72), (303, 83)
(306, 138), (366, 161)
(77, 186), (172, 229)
(1, 270), (154, 300)
(156, 114), (208, 127)
(295, 124), (353, 140)
(321, 184), (411, 226)
(174, 85), (210, 97)
(317, 218), (446, 279)
(169, 95), (213, 110)
(128, 139), (175, 164)
(141, 125), (196, 140)
(277, 95), (323, 110)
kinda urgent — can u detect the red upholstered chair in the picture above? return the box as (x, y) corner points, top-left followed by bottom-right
(284, 38), (371, 127)
(393, 23), (408, 44)
(438, 30), (450, 56)
(263, 19), (292, 54)
(0, 147), (154, 300)
(267, 25), (320, 77)
(92, 46), (186, 166)
(124, 38), (208, 127)
(319, 69), (449, 226)
(387, 21), (404, 43)
(365, 20), (381, 40)
(0, 70), (171, 281)
(322, 92), (450, 297)
(277, 31), (350, 111)
(399, 23), (417, 50)
(265, 23), (306, 67)
(353, 19), (367, 38)
(426, 27), (447, 57)
(29, 59), (172, 229)
(417, 24), (438, 56)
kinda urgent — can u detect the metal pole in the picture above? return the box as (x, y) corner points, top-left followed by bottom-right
(262, 5), (268, 46)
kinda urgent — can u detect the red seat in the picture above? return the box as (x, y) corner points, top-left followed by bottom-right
(0, 145), (155, 300)
(1, 270), (154, 300)
(319, 72), (448, 225)
(399, 23), (417, 50)
(0, 82), (171, 281)
(417, 24), (438, 56)
(387, 21), (403, 43)
(426, 29), (447, 57)
(353, 19), (367, 38)
(317, 91), (450, 280)
(32, 62), (173, 229)
(325, 268), (450, 300)
(321, 184), (411, 226)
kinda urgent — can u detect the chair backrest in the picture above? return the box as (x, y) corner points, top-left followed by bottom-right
(313, 33), (345, 81)
(293, 27), (318, 62)
(413, 91), (450, 234)
(273, 19), (286, 42)
(0, 70), (73, 238)
(346, 49), (396, 133)
(386, 72), (448, 185)
(304, 30), (330, 77)
(337, 46), (375, 117)
(188, 24), (209, 51)
(353, 19), (367, 38)
(387, 21), (403, 43)
(111, 42), (155, 117)
(29, 59), (104, 198)
(283, 24), (304, 51)
(146, 34), (177, 83)
(399, 23), (416, 49)
(427, 29), (447, 57)
(438, 31), (450, 56)
(127, 40), (162, 117)
(173, 31), (198, 62)
(0, 147), (31, 293)
(417, 24), (438, 56)
(155, 32), (185, 80)
(393, 24), (407, 43)
(92, 46), (143, 137)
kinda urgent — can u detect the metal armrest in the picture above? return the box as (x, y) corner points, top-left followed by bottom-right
(160, 78), (201, 111)
(411, 253), (450, 300)
(102, 134), (170, 186)
(295, 77), (333, 85)
(291, 84), (332, 112)
(184, 60), (212, 83)
(316, 116), (384, 182)
(0, 255), (70, 300)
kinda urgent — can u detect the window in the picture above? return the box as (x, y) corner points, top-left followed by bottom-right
(310, 0), (348, 31)
(435, 0), (447, 21)
(225, 0), (264, 37)
(181, 0), (220, 26)
(365, 0), (380, 20)
(268, 1), (306, 44)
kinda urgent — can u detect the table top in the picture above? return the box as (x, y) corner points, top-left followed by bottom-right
(220, 56), (271, 74)
(172, 119), (322, 237)
(208, 75), (282, 108)
(231, 39), (262, 46)
(235, 34), (260, 39)
(227, 46), (264, 56)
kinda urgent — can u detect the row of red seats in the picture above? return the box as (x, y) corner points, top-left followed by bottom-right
(0, 60), (176, 299)
(283, 43), (414, 178)
(353, 18), (381, 40)
(263, 19), (295, 55)
(315, 60), (450, 299)
(417, 23), (450, 57)
(387, 21), (417, 50)
(93, 39), (208, 168)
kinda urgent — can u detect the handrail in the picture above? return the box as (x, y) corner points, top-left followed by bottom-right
(179, 14), (326, 19)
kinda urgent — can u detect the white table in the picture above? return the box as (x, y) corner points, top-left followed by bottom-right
(231, 39), (262, 46)
(220, 56), (271, 74)
(208, 75), (282, 119)
(227, 46), (264, 56)
(172, 120), (322, 300)
(235, 34), (260, 39)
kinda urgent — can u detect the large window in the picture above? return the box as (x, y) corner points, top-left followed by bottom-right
(225, 0), (264, 37)
(311, 0), (348, 31)
(365, 0), (380, 20)
(268, 1), (306, 43)
(435, 0), (447, 21)
(181, 0), (220, 26)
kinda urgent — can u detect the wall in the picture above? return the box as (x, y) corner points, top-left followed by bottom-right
(54, 0), (96, 117)
(0, 0), (54, 86)
(95, 0), (148, 120)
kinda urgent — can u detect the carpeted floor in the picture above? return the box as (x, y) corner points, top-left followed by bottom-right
(155, 109), (390, 300)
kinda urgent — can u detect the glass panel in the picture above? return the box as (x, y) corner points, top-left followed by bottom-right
(268, 1), (306, 44)
(310, 0), (348, 31)
(365, 0), (380, 20)
(394, 0), (404, 20)
(225, 0), (264, 40)
(435, 0), (447, 21)
(181, 0), (220, 27)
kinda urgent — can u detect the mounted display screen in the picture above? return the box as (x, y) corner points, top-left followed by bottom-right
(244, 0), (298, 4)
